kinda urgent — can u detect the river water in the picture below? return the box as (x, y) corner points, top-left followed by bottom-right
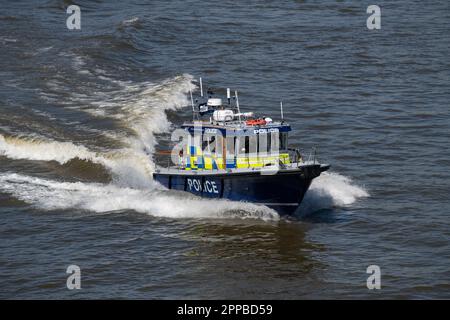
(0, 0), (449, 298)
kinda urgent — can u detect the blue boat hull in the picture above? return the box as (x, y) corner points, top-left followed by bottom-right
(153, 164), (329, 215)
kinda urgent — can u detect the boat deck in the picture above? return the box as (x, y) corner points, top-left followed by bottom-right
(154, 162), (329, 176)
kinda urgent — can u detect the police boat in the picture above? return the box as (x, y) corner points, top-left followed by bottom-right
(153, 78), (330, 215)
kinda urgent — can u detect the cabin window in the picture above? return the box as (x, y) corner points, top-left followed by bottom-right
(270, 131), (280, 154)
(279, 132), (288, 150)
(257, 133), (267, 155)
(249, 135), (257, 155)
(236, 136), (248, 156)
(214, 135), (223, 156)
(226, 137), (235, 156)
(202, 135), (216, 153)
(244, 136), (250, 155)
(201, 137), (209, 152)
(256, 132), (279, 155)
(237, 135), (260, 156)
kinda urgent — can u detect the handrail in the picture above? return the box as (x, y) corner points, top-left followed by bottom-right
(306, 147), (317, 164)
(155, 146), (319, 170)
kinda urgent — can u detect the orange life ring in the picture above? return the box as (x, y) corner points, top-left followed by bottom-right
(246, 119), (266, 126)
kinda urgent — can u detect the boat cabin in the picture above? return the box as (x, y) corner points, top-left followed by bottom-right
(175, 88), (300, 171)
(179, 122), (293, 170)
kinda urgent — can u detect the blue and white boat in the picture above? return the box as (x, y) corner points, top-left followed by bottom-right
(153, 79), (329, 215)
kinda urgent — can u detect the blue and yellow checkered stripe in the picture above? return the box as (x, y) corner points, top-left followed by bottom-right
(185, 146), (220, 170)
(184, 147), (291, 171)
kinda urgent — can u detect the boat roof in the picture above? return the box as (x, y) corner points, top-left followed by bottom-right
(181, 120), (291, 136)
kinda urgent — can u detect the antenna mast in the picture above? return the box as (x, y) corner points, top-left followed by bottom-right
(235, 90), (241, 122)
(199, 77), (203, 97)
(280, 101), (284, 121)
(190, 90), (195, 121)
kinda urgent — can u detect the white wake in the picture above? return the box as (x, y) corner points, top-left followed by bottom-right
(298, 172), (369, 215)
(1, 74), (195, 188)
(0, 173), (278, 220)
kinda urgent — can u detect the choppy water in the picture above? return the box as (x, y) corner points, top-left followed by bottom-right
(0, 0), (449, 299)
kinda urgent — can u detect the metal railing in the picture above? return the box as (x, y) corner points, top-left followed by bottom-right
(306, 147), (317, 164)
(157, 146), (319, 171)
(288, 147), (318, 165)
